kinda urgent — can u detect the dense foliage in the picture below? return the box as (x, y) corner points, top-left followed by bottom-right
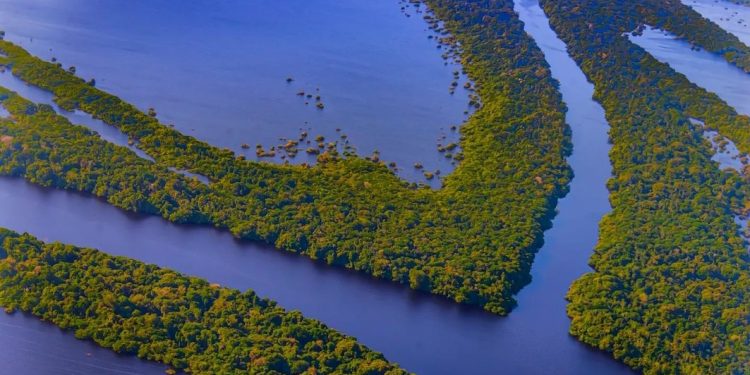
(573, 0), (750, 72)
(540, 0), (750, 373)
(0, 88), (214, 219)
(0, 0), (572, 315)
(0, 229), (404, 374)
(632, 0), (750, 72)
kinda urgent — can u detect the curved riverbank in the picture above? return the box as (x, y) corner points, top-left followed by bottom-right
(0, 312), (168, 374)
(541, 0), (750, 371)
(0, 0), (631, 372)
(0, 0), (470, 185)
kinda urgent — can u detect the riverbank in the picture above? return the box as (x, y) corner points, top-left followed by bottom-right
(0, 229), (406, 374)
(0, 0), (574, 316)
(542, 0), (750, 372)
(0, 0), (470, 186)
(0, 0), (633, 372)
(683, 0), (750, 45)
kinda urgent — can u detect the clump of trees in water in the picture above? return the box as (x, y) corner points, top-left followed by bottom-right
(0, 0), (572, 316)
(541, 0), (750, 373)
(0, 229), (404, 374)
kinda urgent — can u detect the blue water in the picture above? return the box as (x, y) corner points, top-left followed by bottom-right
(630, 9), (750, 254)
(630, 26), (750, 116)
(0, 0), (471, 186)
(0, 0), (636, 374)
(683, 0), (750, 46)
(0, 311), (169, 375)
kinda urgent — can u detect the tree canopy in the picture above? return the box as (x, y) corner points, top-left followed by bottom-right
(0, 228), (406, 374)
(541, 0), (750, 373)
(0, 0), (572, 315)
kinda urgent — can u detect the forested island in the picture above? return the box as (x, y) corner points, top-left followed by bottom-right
(1, 0), (749, 373)
(0, 228), (405, 374)
(0, 0), (572, 315)
(541, 0), (750, 373)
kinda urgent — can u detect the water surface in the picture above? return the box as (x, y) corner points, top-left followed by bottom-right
(0, 0), (470, 185)
(631, 12), (750, 279)
(683, 0), (750, 45)
(0, 312), (168, 375)
(0, 0), (633, 373)
(630, 26), (750, 116)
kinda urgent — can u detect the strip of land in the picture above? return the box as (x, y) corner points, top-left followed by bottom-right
(0, 0), (572, 315)
(0, 228), (406, 374)
(581, 0), (750, 72)
(540, 0), (750, 372)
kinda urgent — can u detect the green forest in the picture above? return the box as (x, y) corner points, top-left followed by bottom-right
(0, 228), (405, 374)
(633, 0), (750, 72)
(541, 0), (750, 373)
(0, 0), (572, 315)
(1, 0), (749, 373)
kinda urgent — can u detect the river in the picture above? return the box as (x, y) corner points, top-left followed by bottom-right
(0, 0), (639, 373)
(629, 6), (750, 250)
(683, 0), (750, 46)
(0, 0), (471, 186)
(629, 26), (750, 116)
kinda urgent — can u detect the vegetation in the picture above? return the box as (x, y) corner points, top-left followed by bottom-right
(0, 88), (214, 219)
(0, 0), (572, 315)
(621, 0), (750, 72)
(540, 0), (750, 373)
(0, 228), (404, 374)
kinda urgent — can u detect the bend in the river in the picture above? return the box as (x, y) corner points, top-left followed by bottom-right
(0, 0), (472, 187)
(0, 0), (635, 373)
